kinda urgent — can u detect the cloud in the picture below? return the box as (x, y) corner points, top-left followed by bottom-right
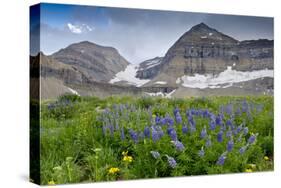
(67, 23), (94, 34)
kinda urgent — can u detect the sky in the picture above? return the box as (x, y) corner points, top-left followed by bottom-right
(30, 3), (274, 63)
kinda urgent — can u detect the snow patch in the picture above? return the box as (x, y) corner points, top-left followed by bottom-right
(176, 77), (181, 84)
(201, 36), (208, 39)
(109, 64), (150, 87)
(154, 81), (167, 85)
(67, 87), (80, 96)
(178, 66), (273, 89)
(145, 89), (176, 98)
(209, 33), (213, 36)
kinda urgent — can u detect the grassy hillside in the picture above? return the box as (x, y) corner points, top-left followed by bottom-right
(39, 95), (274, 185)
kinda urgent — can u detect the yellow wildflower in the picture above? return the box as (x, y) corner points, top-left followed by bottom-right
(152, 114), (156, 119)
(264, 156), (269, 161)
(247, 164), (256, 170)
(108, 167), (120, 175)
(245, 168), (253, 173)
(123, 155), (133, 163)
(122, 151), (128, 156)
(48, 180), (56, 185)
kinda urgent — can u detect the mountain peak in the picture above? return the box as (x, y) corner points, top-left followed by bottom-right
(190, 22), (212, 31)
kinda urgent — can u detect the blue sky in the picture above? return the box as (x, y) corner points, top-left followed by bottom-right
(30, 3), (274, 63)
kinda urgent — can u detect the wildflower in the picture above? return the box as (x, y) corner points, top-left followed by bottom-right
(150, 151), (160, 159)
(120, 127), (125, 140)
(166, 155), (177, 168)
(209, 120), (216, 130)
(108, 167), (120, 175)
(245, 168), (252, 173)
(129, 129), (138, 143)
(215, 114), (223, 126)
(226, 129), (232, 138)
(247, 164), (256, 170)
(198, 147), (205, 157)
(123, 155), (133, 163)
(243, 127), (249, 135)
(248, 133), (258, 144)
(227, 139), (234, 152)
(151, 127), (160, 142)
(182, 125), (188, 134)
(173, 108), (180, 117)
(264, 156), (269, 161)
(155, 116), (161, 124)
(172, 140), (185, 151)
(217, 152), (227, 165)
(206, 136), (212, 147)
(144, 126), (150, 138)
(175, 113), (182, 124)
(239, 145), (248, 154)
(200, 126), (207, 139)
(167, 126), (177, 141)
(48, 180), (56, 185)
(217, 130), (223, 143)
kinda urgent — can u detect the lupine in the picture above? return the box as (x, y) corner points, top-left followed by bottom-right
(200, 126), (207, 139)
(227, 138), (234, 152)
(226, 104), (233, 115)
(217, 152), (227, 165)
(150, 151), (160, 159)
(175, 112), (182, 124)
(173, 108), (180, 117)
(151, 127), (160, 142)
(172, 140), (185, 151)
(239, 145), (248, 154)
(182, 125), (188, 134)
(248, 134), (258, 144)
(209, 120), (216, 130)
(144, 126), (150, 138)
(120, 127), (125, 140)
(198, 147), (205, 157)
(129, 129), (138, 143)
(217, 130), (223, 143)
(155, 116), (161, 124)
(206, 136), (212, 147)
(236, 124), (243, 133)
(226, 129), (232, 138)
(166, 155), (177, 168)
(168, 128), (177, 141)
(243, 127), (249, 135)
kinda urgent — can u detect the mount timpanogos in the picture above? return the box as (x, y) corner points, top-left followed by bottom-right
(33, 23), (273, 99)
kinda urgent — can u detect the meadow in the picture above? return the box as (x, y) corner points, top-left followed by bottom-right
(39, 95), (274, 185)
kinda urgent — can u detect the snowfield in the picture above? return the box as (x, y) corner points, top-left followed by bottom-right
(145, 89), (176, 98)
(177, 66), (273, 89)
(109, 64), (151, 87)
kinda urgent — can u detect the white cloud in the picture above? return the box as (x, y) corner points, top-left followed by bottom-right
(67, 23), (95, 34)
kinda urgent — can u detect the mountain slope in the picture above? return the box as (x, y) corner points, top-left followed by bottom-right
(52, 41), (129, 82)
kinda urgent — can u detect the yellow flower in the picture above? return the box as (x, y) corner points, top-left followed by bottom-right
(247, 164), (256, 170)
(123, 155), (133, 163)
(245, 168), (253, 173)
(48, 180), (56, 185)
(122, 151), (128, 156)
(108, 167), (120, 175)
(152, 114), (156, 119)
(264, 156), (269, 161)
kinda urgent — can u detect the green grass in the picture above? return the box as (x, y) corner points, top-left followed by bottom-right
(39, 95), (274, 185)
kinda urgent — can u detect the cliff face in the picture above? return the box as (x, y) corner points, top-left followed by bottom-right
(136, 57), (163, 79)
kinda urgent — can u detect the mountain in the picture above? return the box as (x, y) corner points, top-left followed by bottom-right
(145, 22), (273, 87)
(136, 57), (163, 79)
(52, 41), (129, 82)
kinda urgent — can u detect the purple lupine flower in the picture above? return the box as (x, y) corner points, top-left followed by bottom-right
(155, 116), (161, 124)
(120, 127), (125, 140)
(166, 155), (177, 168)
(156, 126), (164, 138)
(226, 119), (232, 127)
(236, 124), (243, 133)
(175, 112), (182, 124)
(226, 130), (232, 138)
(173, 108), (180, 117)
(227, 139), (234, 152)
(109, 125), (114, 136)
(239, 145), (248, 154)
(161, 117), (167, 125)
(216, 114), (223, 126)
(144, 126), (150, 138)
(182, 125), (188, 134)
(129, 129), (138, 143)
(200, 126), (207, 139)
(248, 134), (258, 144)
(151, 127), (160, 142)
(190, 124), (196, 133)
(198, 147), (205, 157)
(226, 104), (233, 115)
(235, 107), (241, 116)
(217, 152), (227, 165)
(243, 127), (249, 135)
(150, 151), (160, 159)
(209, 120), (216, 130)
(206, 136), (212, 147)
(242, 100), (248, 113)
(168, 128), (177, 141)
(172, 140), (185, 151)
(217, 130), (223, 143)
